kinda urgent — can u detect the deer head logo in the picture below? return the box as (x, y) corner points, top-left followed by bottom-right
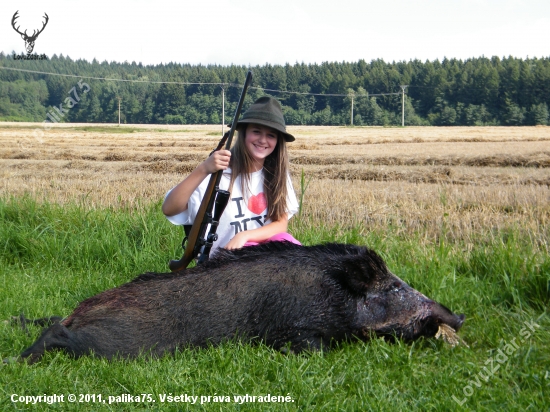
(11, 11), (49, 54)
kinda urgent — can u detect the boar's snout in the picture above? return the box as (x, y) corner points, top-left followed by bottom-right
(421, 300), (465, 338)
(355, 277), (466, 342)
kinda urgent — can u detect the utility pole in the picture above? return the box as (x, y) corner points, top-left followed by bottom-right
(116, 97), (122, 126)
(400, 85), (408, 127)
(221, 85), (225, 135)
(349, 91), (355, 126)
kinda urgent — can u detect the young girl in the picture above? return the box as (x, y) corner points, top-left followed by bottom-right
(162, 96), (300, 255)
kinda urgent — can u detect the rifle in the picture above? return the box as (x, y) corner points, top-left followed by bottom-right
(168, 70), (253, 272)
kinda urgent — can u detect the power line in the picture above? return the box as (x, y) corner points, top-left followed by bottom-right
(4, 64), (549, 97)
(254, 87), (349, 97)
(0, 65), (402, 98)
(408, 85), (500, 91)
(0, 65), (232, 86)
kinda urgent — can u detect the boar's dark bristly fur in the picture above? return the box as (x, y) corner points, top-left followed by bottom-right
(18, 242), (465, 363)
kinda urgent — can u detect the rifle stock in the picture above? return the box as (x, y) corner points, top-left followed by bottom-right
(169, 71), (253, 272)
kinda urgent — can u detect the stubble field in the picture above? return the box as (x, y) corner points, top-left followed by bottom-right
(2, 123), (549, 241)
(1, 123), (548, 411)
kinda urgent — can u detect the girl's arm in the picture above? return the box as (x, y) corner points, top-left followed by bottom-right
(162, 150), (231, 217)
(224, 216), (289, 250)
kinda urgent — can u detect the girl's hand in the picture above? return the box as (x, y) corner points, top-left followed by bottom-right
(201, 150), (231, 174)
(224, 231), (249, 250)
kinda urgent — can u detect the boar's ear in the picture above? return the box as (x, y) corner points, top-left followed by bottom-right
(328, 249), (389, 295)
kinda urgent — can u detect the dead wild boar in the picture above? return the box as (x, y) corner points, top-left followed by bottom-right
(18, 242), (465, 363)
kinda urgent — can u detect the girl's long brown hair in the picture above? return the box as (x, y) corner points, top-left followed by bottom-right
(228, 125), (289, 222)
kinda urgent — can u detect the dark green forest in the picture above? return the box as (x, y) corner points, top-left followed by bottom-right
(1, 52), (549, 126)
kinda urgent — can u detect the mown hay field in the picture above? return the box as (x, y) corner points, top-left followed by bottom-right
(1, 123), (549, 411)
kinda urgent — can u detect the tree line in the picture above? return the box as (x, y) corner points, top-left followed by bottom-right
(1, 53), (549, 126)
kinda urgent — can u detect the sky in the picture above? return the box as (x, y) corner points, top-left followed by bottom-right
(1, 0), (549, 66)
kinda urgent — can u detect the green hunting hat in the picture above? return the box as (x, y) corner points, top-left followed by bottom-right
(237, 97), (295, 142)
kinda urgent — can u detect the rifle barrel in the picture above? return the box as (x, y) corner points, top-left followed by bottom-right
(169, 71), (253, 272)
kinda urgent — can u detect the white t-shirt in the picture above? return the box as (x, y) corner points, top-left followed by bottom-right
(165, 168), (299, 255)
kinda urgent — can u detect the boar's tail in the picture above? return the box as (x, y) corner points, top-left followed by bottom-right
(20, 323), (79, 364)
(13, 314), (63, 335)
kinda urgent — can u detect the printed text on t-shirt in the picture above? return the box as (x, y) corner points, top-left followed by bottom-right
(230, 196), (267, 235)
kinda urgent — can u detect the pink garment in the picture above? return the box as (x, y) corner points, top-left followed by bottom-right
(244, 232), (302, 247)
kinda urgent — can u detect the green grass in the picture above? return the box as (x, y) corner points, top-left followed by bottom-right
(153, 129), (195, 133)
(0, 117), (37, 123)
(0, 123), (49, 129)
(72, 126), (195, 133)
(71, 126), (147, 134)
(0, 197), (548, 411)
(0, 124), (144, 133)
(0, 123), (196, 133)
